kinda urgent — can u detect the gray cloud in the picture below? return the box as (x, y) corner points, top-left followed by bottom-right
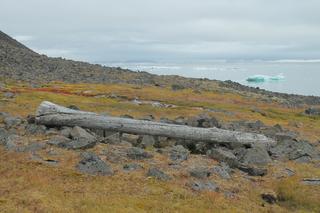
(1, 0), (320, 62)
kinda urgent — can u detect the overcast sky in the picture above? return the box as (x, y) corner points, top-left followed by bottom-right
(1, 0), (320, 63)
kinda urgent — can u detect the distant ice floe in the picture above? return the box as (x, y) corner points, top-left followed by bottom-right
(246, 74), (284, 83)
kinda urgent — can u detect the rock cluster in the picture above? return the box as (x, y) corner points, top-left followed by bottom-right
(0, 111), (319, 194)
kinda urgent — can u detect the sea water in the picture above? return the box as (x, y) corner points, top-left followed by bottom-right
(103, 60), (320, 97)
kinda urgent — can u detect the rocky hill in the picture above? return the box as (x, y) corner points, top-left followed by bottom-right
(1, 30), (320, 106)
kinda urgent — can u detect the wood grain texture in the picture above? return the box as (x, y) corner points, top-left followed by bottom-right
(36, 101), (276, 147)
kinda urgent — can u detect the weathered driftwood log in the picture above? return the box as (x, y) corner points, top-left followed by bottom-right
(36, 101), (276, 147)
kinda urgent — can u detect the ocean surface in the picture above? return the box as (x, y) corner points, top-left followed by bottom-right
(103, 60), (320, 97)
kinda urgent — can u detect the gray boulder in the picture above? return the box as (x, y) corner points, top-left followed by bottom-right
(76, 152), (113, 176)
(235, 146), (272, 166)
(169, 145), (190, 162)
(269, 139), (318, 162)
(188, 180), (219, 192)
(127, 147), (153, 160)
(207, 148), (238, 168)
(68, 126), (97, 150)
(70, 126), (95, 141)
(147, 167), (171, 181)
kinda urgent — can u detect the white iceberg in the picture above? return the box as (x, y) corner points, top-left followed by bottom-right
(246, 74), (284, 83)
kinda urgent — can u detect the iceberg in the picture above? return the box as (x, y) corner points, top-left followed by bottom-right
(246, 74), (284, 83)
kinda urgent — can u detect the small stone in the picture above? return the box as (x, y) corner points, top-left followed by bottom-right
(302, 178), (320, 185)
(139, 135), (156, 149)
(47, 135), (71, 147)
(101, 132), (121, 144)
(4, 116), (22, 128)
(5, 134), (26, 152)
(121, 133), (140, 146)
(123, 163), (143, 172)
(188, 180), (219, 192)
(305, 107), (320, 116)
(147, 167), (171, 181)
(3, 92), (15, 99)
(211, 165), (231, 179)
(26, 115), (36, 124)
(169, 145), (190, 162)
(261, 193), (277, 204)
(189, 167), (211, 179)
(60, 127), (72, 138)
(238, 165), (267, 176)
(0, 128), (9, 145)
(284, 168), (295, 177)
(127, 147), (153, 160)
(76, 152), (113, 176)
(30, 153), (59, 166)
(65, 138), (97, 150)
(25, 124), (47, 135)
(23, 142), (46, 152)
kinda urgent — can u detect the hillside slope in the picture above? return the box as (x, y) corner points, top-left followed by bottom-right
(1, 30), (320, 106)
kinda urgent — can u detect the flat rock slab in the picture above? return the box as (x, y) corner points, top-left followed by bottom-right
(127, 147), (153, 160)
(188, 180), (219, 192)
(123, 163), (143, 172)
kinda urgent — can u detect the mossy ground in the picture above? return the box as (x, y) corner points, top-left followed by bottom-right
(0, 80), (319, 212)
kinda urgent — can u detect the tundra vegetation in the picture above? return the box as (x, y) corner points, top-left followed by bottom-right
(0, 80), (319, 213)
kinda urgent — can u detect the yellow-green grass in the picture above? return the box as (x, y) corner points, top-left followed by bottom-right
(1, 81), (319, 142)
(0, 80), (320, 212)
